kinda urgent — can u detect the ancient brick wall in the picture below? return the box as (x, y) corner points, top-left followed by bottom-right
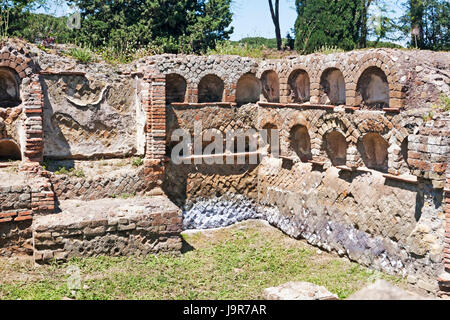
(0, 171), (54, 254)
(164, 101), (448, 294)
(32, 196), (182, 263)
(49, 167), (149, 201)
(0, 40), (43, 163)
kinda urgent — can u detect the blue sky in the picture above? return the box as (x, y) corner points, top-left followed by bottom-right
(37, 0), (406, 44)
(230, 0), (297, 40)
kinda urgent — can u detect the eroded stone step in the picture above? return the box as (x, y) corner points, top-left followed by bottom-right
(32, 196), (182, 263)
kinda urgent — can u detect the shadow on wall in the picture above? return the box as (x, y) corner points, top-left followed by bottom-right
(0, 67), (21, 108)
(261, 70), (280, 103)
(0, 139), (21, 161)
(320, 68), (346, 105)
(236, 74), (261, 106)
(323, 130), (347, 166)
(40, 77), (74, 167)
(290, 124), (312, 162)
(288, 69), (310, 103)
(357, 66), (389, 109)
(166, 74), (187, 104)
(358, 133), (389, 172)
(198, 75), (224, 103)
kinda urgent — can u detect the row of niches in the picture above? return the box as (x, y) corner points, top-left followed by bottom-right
(167, 125), (408, 174)
(166, 66), (390, 108)
(0, 67), (22, 108)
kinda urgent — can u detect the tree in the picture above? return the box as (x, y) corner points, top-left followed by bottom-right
(400, 0), (449, 50)
(0, 0), (45, 38)
(294, 0), (363, 53)
(268, 0), (282, 50)
(68, 0), (234, 54)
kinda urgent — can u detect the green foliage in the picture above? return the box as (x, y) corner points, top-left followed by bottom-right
(0, 0), (48, 39)
(314, 45), (345, 55)
(207, 39), (294, 59)
(131, 157), (144, 167)
(400, 0), (449, 50)
(13, 13), (72, 44)
(67, 47), (93, 63)
(366, 40), (404, 49)
(68, 0), (234, 55)
(432, 95), (450, 112)
(294, 0), (364, 54)
(54, 166), (85, 178)
(0, 221), (404, 300)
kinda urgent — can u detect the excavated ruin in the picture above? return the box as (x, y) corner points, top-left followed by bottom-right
(0, 39), (449, 297)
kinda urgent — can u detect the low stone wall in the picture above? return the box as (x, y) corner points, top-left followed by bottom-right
(49, 167), (149, 201)
(32, 196), (183, 263)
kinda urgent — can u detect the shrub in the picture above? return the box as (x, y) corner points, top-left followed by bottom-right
(68, 47), (93, 63)
(132, 157), (144, 167)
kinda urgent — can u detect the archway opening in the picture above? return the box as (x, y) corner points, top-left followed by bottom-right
(236, 74), (261, 106)
(320, 68), (346, 105)
(288, 70), (310, 103)
(0, 140), (21, 161)
(198, 74), (224, 103)
(261, 70), (280, 103)
(323, 130), (347, 166)
(357, 66), (389, 109)
(166, 74), (186, 104)
(0, 67), (21, 108)
(360, 133), (389, 171)
(290, 125), (311, 162)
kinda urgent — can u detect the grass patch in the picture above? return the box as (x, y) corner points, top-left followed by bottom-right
(67, 47), (94, 63)
(0, 220), (403, 300)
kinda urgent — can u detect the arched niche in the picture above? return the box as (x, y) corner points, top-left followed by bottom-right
(320, 68), (346, 105)
(357, 66), (389, 109)
(288, 69), (310, 103)
(0, 139), (21, 161)
(290, 125), (311, 162)
(236, 73), (261, 106)
(261, 70), (280, 103)
(359, 133), (389, 171)
(166, 74), (187, 104)
(0, 67), (21, 108)
(323, 130), (347, 166)
(198, 74), (224, 103)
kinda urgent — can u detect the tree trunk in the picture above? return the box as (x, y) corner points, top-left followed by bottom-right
(268, 0), (282, 50)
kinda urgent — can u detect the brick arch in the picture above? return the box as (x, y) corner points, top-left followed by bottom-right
(312, 115), (354, 160)
(197, 74), (225, 103)
(164, 69), (196, 103)
(315, 65), (349, 105)
(165, 73), (187, 104)
(355, 117), (392, 141)
(0, 51), (36, 79)
(260, 69), (280, 103)
(259, 114), (283, 130)
(352, 51), (406, 108)
(286, 68), (312, 103)
(235, 73), (262, 106)
(0, 47), (42, 163)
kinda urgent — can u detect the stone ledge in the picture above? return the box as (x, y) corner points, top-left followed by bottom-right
(382, 173), (418, 184)
(32, 196), (183, 263)
(171, 102), (237, 107)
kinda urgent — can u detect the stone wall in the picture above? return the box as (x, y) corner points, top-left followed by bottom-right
(163, 102), (449, 295)
(0, 169), (54, 254)
(49, 167), (149, 201)
(0, 41), (449, 295)
(33, 196), (183, 263)
(0, 39), (43, 163)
